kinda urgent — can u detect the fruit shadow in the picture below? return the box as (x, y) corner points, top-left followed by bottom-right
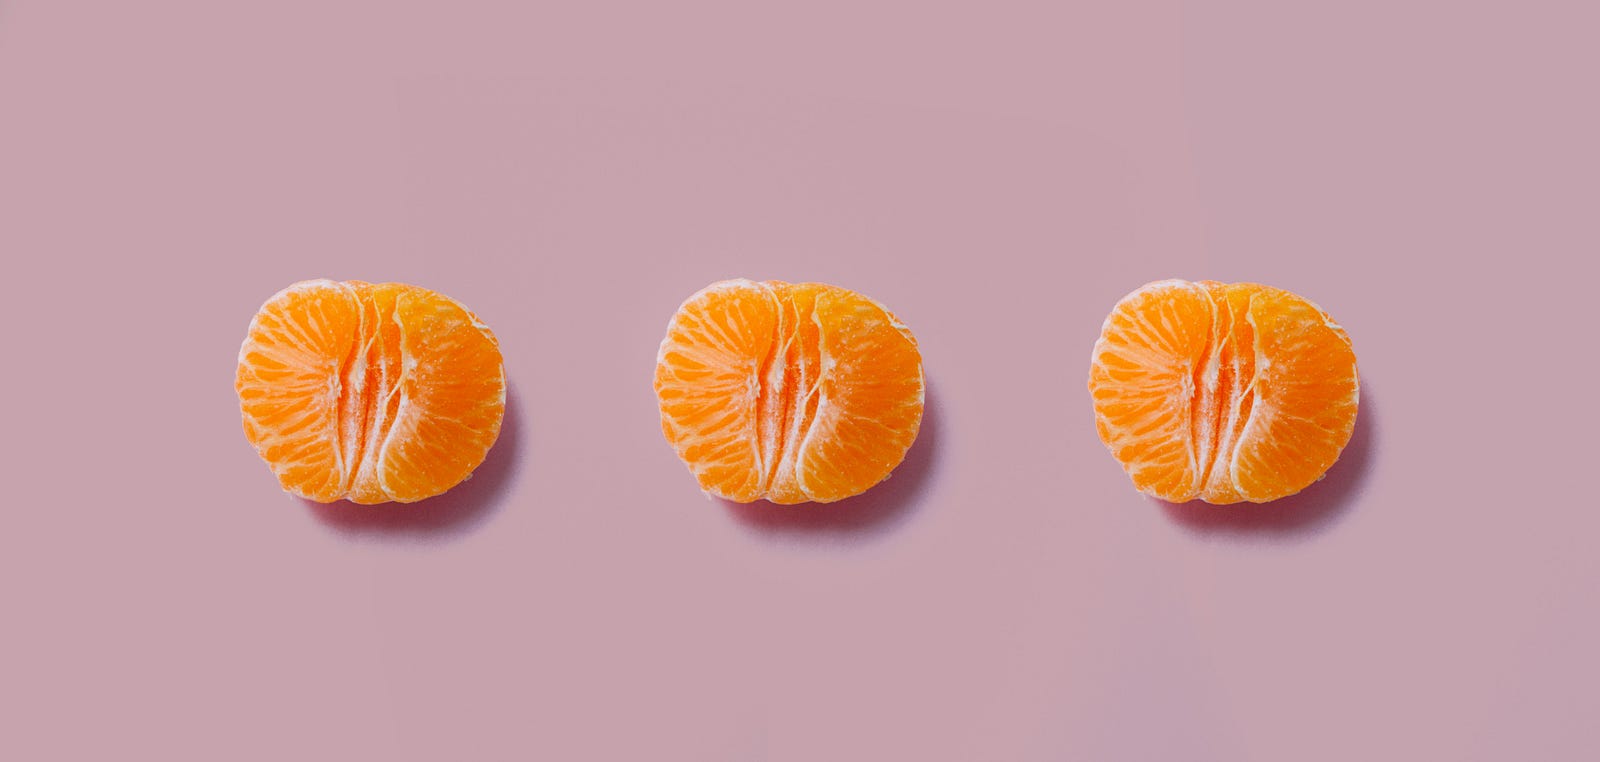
(306, 385), (523, 540)
(1161, 383), (1377, 538)
(722, 382), (942, 541)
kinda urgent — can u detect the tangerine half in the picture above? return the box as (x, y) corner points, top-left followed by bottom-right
(1088, 280), (1359, 504)
(236, 279), (506, 504)
(654, 279), (924, 504)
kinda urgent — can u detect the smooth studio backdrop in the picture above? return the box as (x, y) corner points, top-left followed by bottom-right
(2, 2), (1596, 760)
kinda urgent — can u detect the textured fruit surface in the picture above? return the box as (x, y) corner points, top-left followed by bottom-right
(1088, 280), (1359, 504)
(654, 279), (924, 504)
(236, 280), (505, 504)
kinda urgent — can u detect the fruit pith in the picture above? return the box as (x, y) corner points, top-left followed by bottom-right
(654, 279), (924, 504)
(1088, 280), (1359, 504)
(236, 279), (505, 504)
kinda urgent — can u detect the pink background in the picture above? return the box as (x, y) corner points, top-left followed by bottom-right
(3, 1), (1597, 759)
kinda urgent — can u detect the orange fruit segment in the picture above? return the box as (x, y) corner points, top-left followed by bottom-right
(236, 280), (505, 504)
(1088, 280), (1359, 504)
(654, 279), (924, 504)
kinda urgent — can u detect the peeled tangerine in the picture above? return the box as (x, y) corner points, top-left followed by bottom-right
(236, 280), (505, 504)
(1089, 280), (1359, 504)
(654, 279), (924, 504)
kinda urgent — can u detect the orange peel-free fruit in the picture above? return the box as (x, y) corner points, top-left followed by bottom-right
(236, 279), (505, 504)
(1088, 280), (1359, 504)
(654, 279), (924, 504)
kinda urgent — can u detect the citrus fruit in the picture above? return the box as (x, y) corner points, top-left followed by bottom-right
(236, 279), (506, 504)
(654, 279), (924, 504)
(1088, 280), (1359, 504)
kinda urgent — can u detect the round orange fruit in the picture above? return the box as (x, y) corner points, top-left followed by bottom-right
(654, 279), (924, 504)
(1088, 280), (1359, 504)
(236, 280), (506, 504)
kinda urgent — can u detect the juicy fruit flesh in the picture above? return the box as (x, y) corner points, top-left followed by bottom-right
(1088, 280), (1359, 504)
(236, 280), (506, 504)
(654, 279), (924, 504)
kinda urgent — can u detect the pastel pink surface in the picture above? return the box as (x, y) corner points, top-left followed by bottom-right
(2, 2), (1596, 760)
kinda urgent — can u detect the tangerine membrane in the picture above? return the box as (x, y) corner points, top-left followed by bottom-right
(654, 279), (924, 504)
(236, 279), (505, 504)
(1088, 280), (1359, 504)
